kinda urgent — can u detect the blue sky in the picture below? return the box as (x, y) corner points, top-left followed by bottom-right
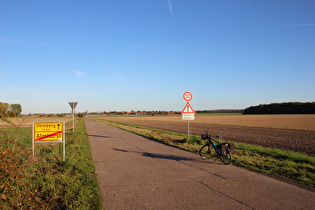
(1, 0), (314, 114)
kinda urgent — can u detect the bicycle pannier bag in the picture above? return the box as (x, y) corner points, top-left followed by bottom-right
(228, 143), (234, 154)
(219, 143), (227, 156)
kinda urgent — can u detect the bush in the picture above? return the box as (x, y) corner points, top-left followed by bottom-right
(77, 113), (85, 118)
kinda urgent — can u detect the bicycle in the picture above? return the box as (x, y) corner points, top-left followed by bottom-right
(199, 131), (232, 165)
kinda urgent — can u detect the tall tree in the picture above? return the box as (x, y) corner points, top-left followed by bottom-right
(10, 104), (22, 116)
(0, 102), (10, 116)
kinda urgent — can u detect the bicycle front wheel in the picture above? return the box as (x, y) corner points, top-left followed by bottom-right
(199, 144), (216, 159)
(219, 147), (232, 165)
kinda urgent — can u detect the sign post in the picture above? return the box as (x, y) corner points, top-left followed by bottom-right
(68, 102), (78, 132)
(182, 91), (195, 139)
(32, 121), (65, 161)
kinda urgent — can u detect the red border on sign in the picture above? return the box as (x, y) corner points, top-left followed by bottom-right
(183, 91), (193, 101)
(182, 102), (195, 113)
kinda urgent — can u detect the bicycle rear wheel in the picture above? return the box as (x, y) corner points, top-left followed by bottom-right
(199, 144), (216, 159)
(219, 147), (232, 165)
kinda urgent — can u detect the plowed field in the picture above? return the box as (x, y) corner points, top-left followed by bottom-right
(93, 114), (315, 156)
(0, 116), (73, 127)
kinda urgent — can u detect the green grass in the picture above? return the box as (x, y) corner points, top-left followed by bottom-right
(0, 118), (103, 209)
(94, 118), (315, 188)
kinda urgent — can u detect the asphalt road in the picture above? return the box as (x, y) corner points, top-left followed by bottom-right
(84, 117), (314, 209)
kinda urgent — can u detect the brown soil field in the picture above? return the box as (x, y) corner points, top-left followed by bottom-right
(0, 116), (73, 127)
(92, 114), (315, 156)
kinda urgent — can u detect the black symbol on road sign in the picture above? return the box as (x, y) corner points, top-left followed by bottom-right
(182, 102), (194, 113)
(183, 91), (193, 101)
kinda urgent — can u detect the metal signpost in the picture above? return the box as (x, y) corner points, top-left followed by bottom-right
(68, 102), (78, 132)
(182, 91), (195, 139)
(32, 121), (66, 161)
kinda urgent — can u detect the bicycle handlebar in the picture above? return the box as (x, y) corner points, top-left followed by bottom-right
(201, 130), (222, 141)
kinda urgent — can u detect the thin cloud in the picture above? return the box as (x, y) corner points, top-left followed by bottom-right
(98, 76), (133, 79)
(74, 71), (87, 77)
(168, 0), (175, 17)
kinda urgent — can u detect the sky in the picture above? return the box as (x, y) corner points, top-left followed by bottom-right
(1, 0), (315, 114)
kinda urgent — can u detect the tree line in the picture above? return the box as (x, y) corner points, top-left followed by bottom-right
(196, 109), (243, 114)
(242, 102), (315, 114)
(0, 102), (22, 117)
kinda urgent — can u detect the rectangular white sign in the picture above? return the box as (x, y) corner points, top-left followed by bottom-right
(182, 113), (195, 120)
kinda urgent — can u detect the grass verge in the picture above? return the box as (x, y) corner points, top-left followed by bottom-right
(94, 118), (315, 190)
(0, 117), (103, 209)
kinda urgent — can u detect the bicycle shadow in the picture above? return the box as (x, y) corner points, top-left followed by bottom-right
(88, 134), (110, 139)
(112, 148), (195, 161)
(112, 148), (227, 180)
(142, 152), (194, 161)
(112, 148), (226, 165)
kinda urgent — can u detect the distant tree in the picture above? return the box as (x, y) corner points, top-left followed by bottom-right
(243, 102), (315, 114)
(10, 104), (22, 116)
(0, 102), (10, 117)
(77, 113), (86, 118)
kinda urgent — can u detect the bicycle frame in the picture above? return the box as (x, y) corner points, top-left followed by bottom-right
(211, 138), (219, 147)
(199, 131), (232, 165)
(207, 138), (221, 154)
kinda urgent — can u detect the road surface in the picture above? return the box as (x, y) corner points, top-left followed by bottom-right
(84, 117), (314, 209)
